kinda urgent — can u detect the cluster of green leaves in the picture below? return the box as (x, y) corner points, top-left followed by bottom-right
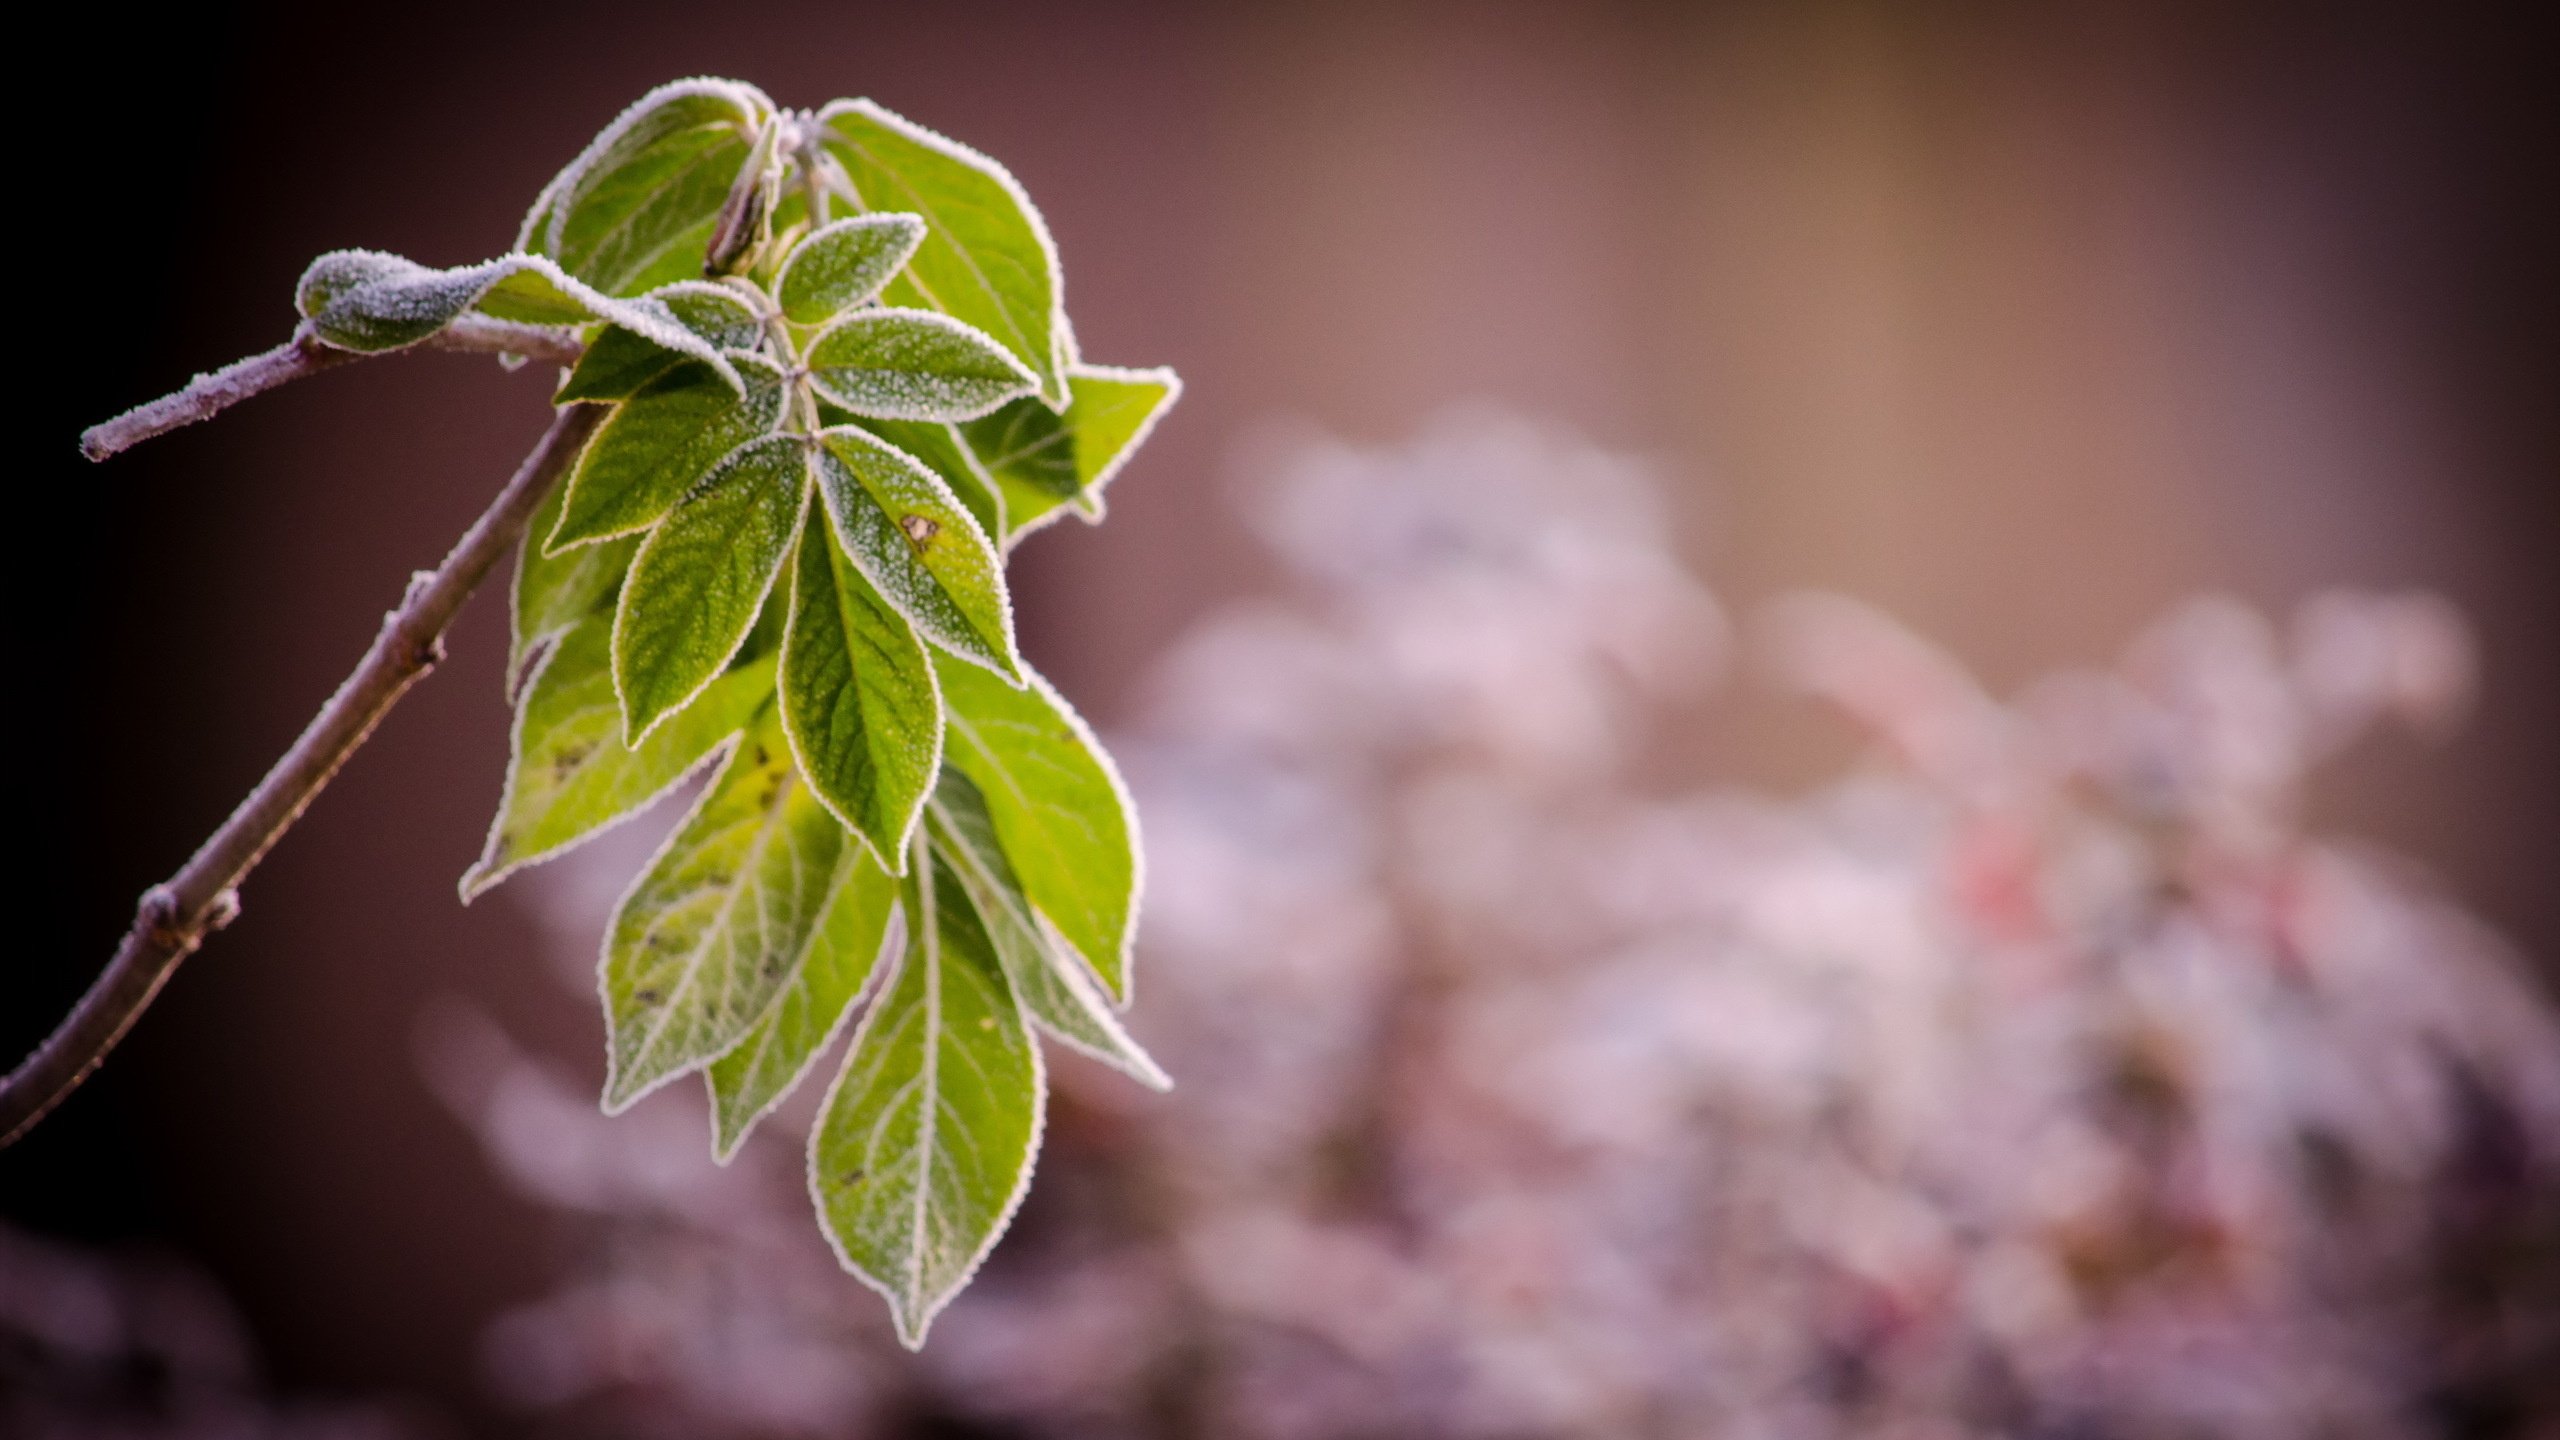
(299, 79), (1176, 1346)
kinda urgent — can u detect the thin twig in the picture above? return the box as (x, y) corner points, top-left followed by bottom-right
(79, 318), (584, 462)
(0, 402), (606, 1147)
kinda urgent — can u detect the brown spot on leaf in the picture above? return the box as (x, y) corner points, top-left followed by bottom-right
(899, 513), (940, 548)
(549, 741), (594, 780)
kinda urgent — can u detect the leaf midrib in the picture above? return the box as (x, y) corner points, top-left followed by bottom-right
(719, 843), (863, 1091)
(629, 760), (800, 1076)
(906, 856), (943, 1317)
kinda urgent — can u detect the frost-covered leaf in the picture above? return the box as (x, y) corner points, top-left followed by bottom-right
(810, 848), (1042, 1348)
(842, 415), (1005, 546)
(511, 466), (639, 693)
(961, 365), (1181, 541)
(654, 281), (768, 348)
(705, 843), (901, 1160)
(781, 512), (942, 866)
(777, 214), (926, 324)
(474, 265), (635, 328)
(521, 79), (772, 297)
(815, 100), (1066, 406)
(935, 654), (1138, 1002)
(602, 707), (847, 1111)
(813, 427), (1019, 680)
(806, 309), (1038, 422)
(463, 615), (773, 899)
(293, 249), (425, 324)
(294, 250), (733, 384)
(558, 281), (766, 403)
(550, 353), (786, 549)
(614, 434), (810, 740)
(928, 771), (1167, 1088)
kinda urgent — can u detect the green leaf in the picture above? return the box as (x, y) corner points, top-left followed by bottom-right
(805, 309), (1038, 422)
(776, 214), (927, 324)
(558, 281), (766, 403)
(811, 847), (1042, 1349)
(927, 771), (1167, 1089)
(704, 843), (901, 1160)
(520, 79), (773, 297)
(960, 364), (1181, 542)
(462, 616), (773, 899)
(780, 512), (943, 866)
(510, 467), (639, 693)
(934, 654), (1139, 1002)
(614, 434), (810, 741)
(294, 250), (734, 384)
(649, 281), (768, 348)
(550, 353), (786, 549)
(812, 427), (1019, 680)
(850, 416), (1004, 547)
(602, 706), (849, 1111)
(815, 100), (1066, 407)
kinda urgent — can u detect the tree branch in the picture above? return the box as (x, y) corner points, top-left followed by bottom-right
(0, 402), (607, 1147)
(79, 318), (585, 462)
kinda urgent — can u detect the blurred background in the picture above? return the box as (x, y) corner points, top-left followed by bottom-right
(8, 2), (2557, 1436)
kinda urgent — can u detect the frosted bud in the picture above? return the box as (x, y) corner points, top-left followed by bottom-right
(704, 115), (784, 278)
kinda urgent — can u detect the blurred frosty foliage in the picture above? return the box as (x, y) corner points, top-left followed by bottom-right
(432, 409), (2560, 1439)
(0, 1223), (419, 1440)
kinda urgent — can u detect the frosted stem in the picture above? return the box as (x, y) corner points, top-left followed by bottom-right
(0, 403), (606, 1147)
(79, 318), (585, 462)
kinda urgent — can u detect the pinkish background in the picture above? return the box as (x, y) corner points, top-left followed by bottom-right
(10, 2), (2556, 1431)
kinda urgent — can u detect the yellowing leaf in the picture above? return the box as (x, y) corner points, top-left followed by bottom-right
(603, 707), (847, 1111)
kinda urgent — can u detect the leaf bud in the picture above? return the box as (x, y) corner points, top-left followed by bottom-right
(704, 115), (785, 278)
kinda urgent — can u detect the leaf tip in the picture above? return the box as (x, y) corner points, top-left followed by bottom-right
(873, 831), (913, 877)
(599, 1049), (657, 1116)
(619, 703), (671, 750)
(598, 1058), (669, 1116)
(705, 1055), (763, 1163)
(890, 1299), (937, 1351)
(610, 645), (680, 749)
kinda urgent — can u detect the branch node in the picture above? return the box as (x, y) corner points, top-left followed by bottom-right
(204, 890), (243, 933)
(136, 885), (189, 950)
